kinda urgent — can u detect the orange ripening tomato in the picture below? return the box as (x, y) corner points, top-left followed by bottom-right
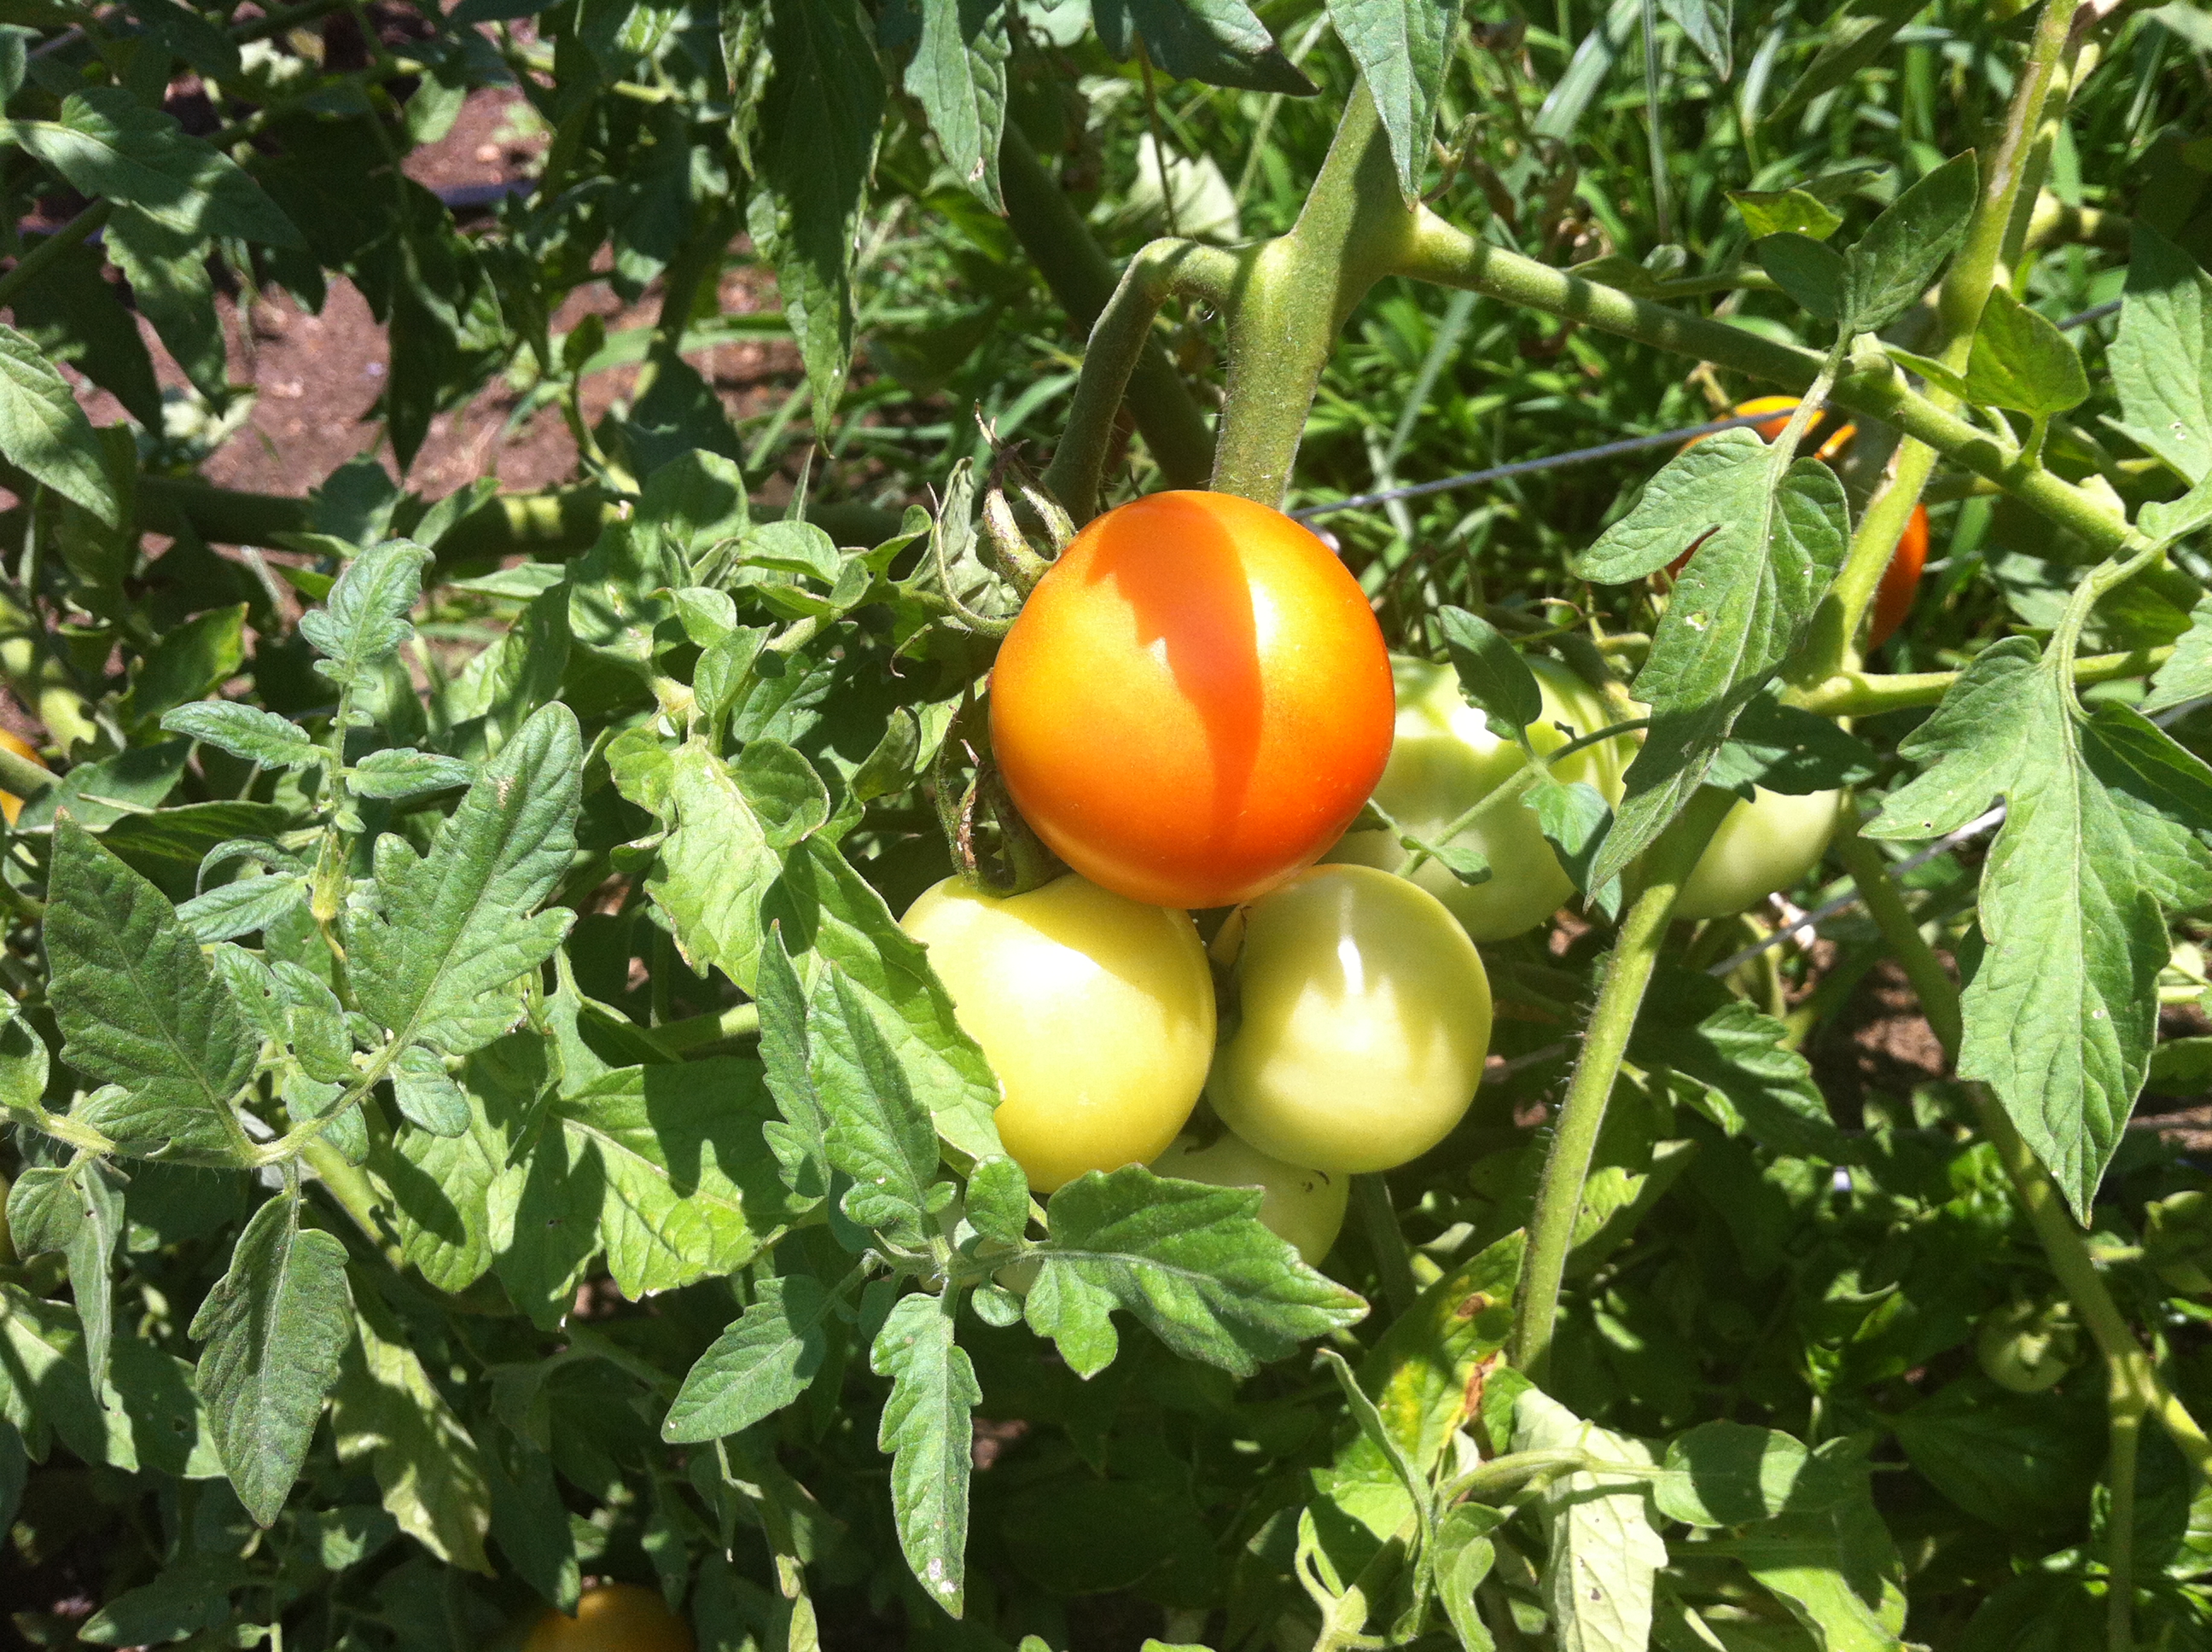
(1663, 397), (1929, 647)
(522, 1585), (695, 1652)
(989, 491), (1395, 910)
(0, 730), (46, 826)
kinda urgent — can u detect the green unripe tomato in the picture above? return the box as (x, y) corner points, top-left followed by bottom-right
(2145, 1190), (2212, 1295)
(1974, 1299), (2080, 1393)
(1209, 864), (1492, 1173)
(1150, 1131), (1349, 1265)
(1329, 655), (1637, 940)
(900, 874), (1215, 1193)
(1672, 786), (1844, 922)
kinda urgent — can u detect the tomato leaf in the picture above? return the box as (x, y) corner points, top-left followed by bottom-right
(1325, 0), (1467, 198)
(1869, 638), (2212, 1218)
(329, 1291), (492, 1573)
(1024, 1166), (1366, 1381)
(376, 1034), (541, 1296)
(46, 821), (255, 1162)
(1573, 431), (1849, 886)
(1652, 1421), (1857, 1527)
(755, 925), (831, 1207)
(904, 0), (1010, 212)
(869, 1289), (980, 1615)
(188, 1191), (353, 1525)
(495, 1059), (789, 1326)
(1731, 186), (1842, 241)
(1838, 151), (1977, 334)
(1093, 0), (1316, 95)
(1708, 695), (1880, 796)
(1436, 606), (1542, 739)
(809, 963), (946, 1247)
(343, 703), (579, 1059)
(1511, 1387), (1667, 1652)
(160, 701), (317, 769)
(1633, 964), (1847, 1160)
(0, 323), (122, 527)
(1530, 777), (1615, 908)
(745, 0), (884, 412)
(299, 541), (430, 695)
(2145, 592), (2212, 713)
(1960, 287), (2090, 416)
(1755, 232), (1847, 322)
(665, 1271), (843, 1444)
(2110, 220), (2212, 484)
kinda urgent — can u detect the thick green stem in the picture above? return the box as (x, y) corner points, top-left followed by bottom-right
(1353, 1174), (1417, 1321)
(1391, 214), (2131, 557)
(1510, 786), (1735, 1381)
(1840, 832), (2212, 1483)
(0, 584), (97, 755)
(654, 999), (760, 1052)
(1806, 0), (2083, 675)
(999, 125), (1217, 492)
(1212, 84), (1420, 507)
(1037, 238), (1239, 522)
(2107, 1379), (2142, 1652)
(1790, 643), (2169, 718)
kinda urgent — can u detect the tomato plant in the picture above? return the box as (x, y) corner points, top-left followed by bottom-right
(0, 1), (2207, 1649)
(1150, 1131), (1350, 1266)
(990, 490), (1394, 910)
(1329, 654), (1636, 939)
(899, 874), (1214, 1191)
(1210, 864), (1493, 1174)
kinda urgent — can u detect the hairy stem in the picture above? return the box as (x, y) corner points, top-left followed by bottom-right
(654, 999), (761, 1052)
(1212, 82), (1421, 506)
(0, 201), (112, 312)
(1353, 1174), (1417, 1320)
(1789, 643), (2169, 718)
(1038, 237), (1240, 522)
(2107, 1378), (2142, 1652)
(1510, 786), (1734, 1380)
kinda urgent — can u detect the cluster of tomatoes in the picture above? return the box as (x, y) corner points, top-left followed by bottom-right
(903, 394), (1924, 1267)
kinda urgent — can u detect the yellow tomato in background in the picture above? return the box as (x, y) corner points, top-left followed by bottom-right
(1150, 1131), (1349, 1265)
(522, 1585), (693, 1652)
(1209, 865), (1491, 1173)
(1328, 654), (1636, 940)
(0, 729), (46, 825)
(900, 874), (1215, 1192)
(1673, 786), (1844, 922)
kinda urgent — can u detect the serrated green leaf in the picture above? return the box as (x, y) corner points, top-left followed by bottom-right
(47, 820), (253, 1161)
(2145, 593), (2212, 713)
(2141, 471), (2212, 549)
(1576, 432), (1849, 883)
(349, 747), (476, 801)
(329, 1292), (491, 1572)
(747, 0), (883, 412)
(76, 1556), (250, 1645)
(906, 0), (1010, 209)
(755, 924), (830, 1206)
(344, 702), (579, 1058)
(103, 208), (226, 404)
(177, 875), (309, 944)
(0, 1283), (139, 1469)
(160, 701), (316, 768)
(2111, 220), (2212, 483)
(495, 1057), (789, 1325)
(1757, 232), (1847, 321)
(15, 88), (301, 244)
(1732, 186), (1843, 241)
(391, 1043), (469, 1136)
(1025, 1166), (1365, 1380)
(1708, 695), (1880, 796)
(1436, 606), (1541, 736)
(1869, 638), (2212, 1216)
(963, 1156), (1029, 1247)
(1532, 777), (1614, 902)
(1432, 1502), (1503, 1650)
(1633, 964), (1846, 1160)
(65, 1159), (120, 1399)
(1326, 0), (1465, 198)
(378, 1032), (540, 1295)
(811, 963), (942, 1245)
(188, 1191), (353, 1525)
(0, 323), (120, 526)
(1511, 1388), (1668, 1652)
(1096, 0), (1316, 93)
(1961, 287), (2089, 416)
(1697, 1466), (1907, 1649)
(1840, 151), (1977, 332)
(1654, 1421), (1855, 1526)
(300, 541), (431, 693)
(664, 1271), (840, 1443)
(736, 738), (831, 848)
(869, 1289), (979, 1614)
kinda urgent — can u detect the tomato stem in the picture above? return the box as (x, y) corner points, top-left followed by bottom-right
(1352, 1174), (1417, 1320)
(1508, 786), (1735, 1381)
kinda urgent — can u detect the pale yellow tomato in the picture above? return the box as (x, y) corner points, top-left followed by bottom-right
(1150, 1131), (1349, 1265)
(900, 874), (1215, 1192)
(523, 1585), (693, 1652)
(0, 729), (46, 827)
(1329, 655), (1637, 940)
(1673, 786), (1843, 922)
(1209, 865), (1492, 1173)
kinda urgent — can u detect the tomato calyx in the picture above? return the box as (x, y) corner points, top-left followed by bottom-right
(977, 436), (1074, 597)
(930, 695), (1064, 897)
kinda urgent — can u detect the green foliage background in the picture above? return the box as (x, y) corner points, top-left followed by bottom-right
(0, 0), (2207, 1649)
